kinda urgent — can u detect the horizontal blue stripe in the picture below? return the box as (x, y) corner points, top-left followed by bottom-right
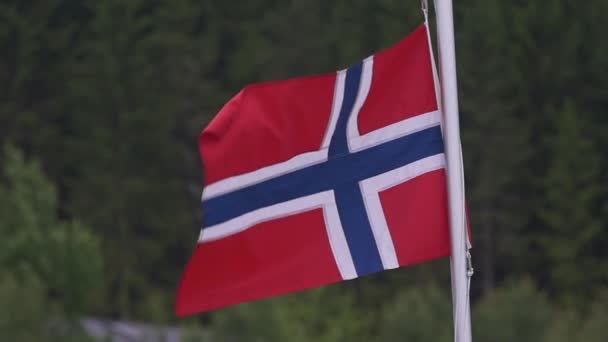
(203, 125), (444, 227)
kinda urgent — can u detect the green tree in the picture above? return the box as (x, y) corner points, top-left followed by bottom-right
(473, 279), (552, 342)
(1, 0), (607, 328)
(0, 145), (102, 340)
(0, 0), (84, 174)
(457, 0), (536, 292)
(0, 274), (48, 342)
(543, 290), (608, 342)
(212, 285), (370, 342)
(62, 0), (205, 320)
(576, 291), (608, 342)
(538, 102), (605, 305)
(378, 286), (451, 342)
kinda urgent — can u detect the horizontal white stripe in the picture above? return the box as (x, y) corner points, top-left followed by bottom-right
(202, 150), (328, 200)
(359, 153), (446, 269)
(199, 190), (357, 280)
(203, 70), (352, 201)
(350, 110), (441, 152)
(199, 191), (334, 242)
(202, 110), (439, 201)
(360, 153), (446, 196)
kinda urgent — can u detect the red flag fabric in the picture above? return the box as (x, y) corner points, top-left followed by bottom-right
(176, 24), (451, 316)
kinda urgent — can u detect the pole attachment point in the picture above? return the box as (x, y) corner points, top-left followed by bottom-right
(421, 0), (429, 23)
(466, 251), (474, 278)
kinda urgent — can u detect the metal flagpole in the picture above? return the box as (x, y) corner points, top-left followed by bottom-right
(432, 1), (473, 341)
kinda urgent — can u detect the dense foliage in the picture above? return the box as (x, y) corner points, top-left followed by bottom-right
(1, 0), (606, 340)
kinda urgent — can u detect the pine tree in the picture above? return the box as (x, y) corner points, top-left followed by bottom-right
(457, 0), (536, 292)
(60, 0), (205, 319)
(538, 102), (604, 305)
(0, 145), (102, 340)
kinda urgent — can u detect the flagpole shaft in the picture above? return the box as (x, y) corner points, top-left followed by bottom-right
(434, 1), (472, 342)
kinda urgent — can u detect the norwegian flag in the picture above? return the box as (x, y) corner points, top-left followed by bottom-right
(176, 24), (451, 316)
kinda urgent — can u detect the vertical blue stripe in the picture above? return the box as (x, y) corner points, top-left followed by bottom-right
(329, 63), (384, 276)
(329, 63), (362, 156)
(333, 183), (384, 276)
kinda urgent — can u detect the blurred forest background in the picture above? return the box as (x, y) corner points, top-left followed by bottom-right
(1, 0), (607, 341)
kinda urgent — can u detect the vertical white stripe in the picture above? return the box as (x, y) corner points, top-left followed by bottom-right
(359, 154), (447, 270)
(360, 184), (400, 270)
(346, 56), (374, 147)
(322, 197), (358, 280)
(321, 70), (346, 149)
